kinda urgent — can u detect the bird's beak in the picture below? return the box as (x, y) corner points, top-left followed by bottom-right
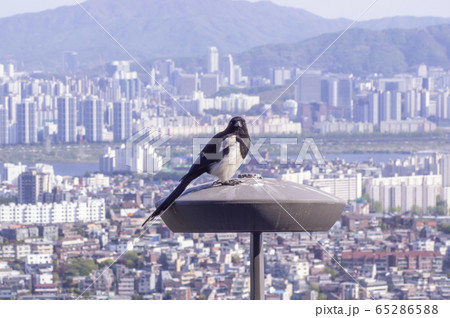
(235, 121), (242, 128)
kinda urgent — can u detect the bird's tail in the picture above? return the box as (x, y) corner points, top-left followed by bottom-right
(142, 172), (200, 227)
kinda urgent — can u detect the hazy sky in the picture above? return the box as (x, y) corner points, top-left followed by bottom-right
(0, 0), (85, 18)
(253, 0), (450, 20)
(0, 0), (449, 20)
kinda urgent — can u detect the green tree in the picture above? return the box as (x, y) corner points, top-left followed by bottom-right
(99, 259), (114, 268)
(123, 251), (140, 269)
(66, 258), (98, 277)
(0, 197), (15, 206)
(389, 206), (402, 214)
(53, 272), (59, 283)
(439, 224), (450, 234)
(310, 284), (319, 292)
(411, 205), (422, 216)
(325, 267), (338, 280)
(371, 201), (382, 213)
(432, 196), (448, 216)
(362, 193), (370, 202)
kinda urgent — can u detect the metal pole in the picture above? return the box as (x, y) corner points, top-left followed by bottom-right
(250, 231), (264, 300)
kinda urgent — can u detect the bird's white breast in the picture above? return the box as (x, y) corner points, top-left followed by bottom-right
(209, 135), (244, 181)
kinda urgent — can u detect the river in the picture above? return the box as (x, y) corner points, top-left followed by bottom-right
(1, 152), (416, 177)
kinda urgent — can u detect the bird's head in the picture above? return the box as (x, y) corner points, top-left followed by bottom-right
(227, 116), (249, 136)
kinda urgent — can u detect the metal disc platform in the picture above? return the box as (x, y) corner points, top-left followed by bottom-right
(160, 175), (346, 233)
(156, 174), (346, 300)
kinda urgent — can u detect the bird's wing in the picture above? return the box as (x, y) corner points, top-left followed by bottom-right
(236, 136), (251, 159)
(200, 130), (228, 155)
(145, 135), (228, 225)
(179, 133), (234, 182)
(218, 134), (235, 156)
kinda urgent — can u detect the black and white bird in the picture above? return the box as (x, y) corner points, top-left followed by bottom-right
(142, 116), (251, 226)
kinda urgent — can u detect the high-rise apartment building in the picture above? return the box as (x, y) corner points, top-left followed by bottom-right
(390, 91), (402, 121)
(106, 60), (131, 77)
(6, 64), (14, 78)
(173, 72), (198, 96)
(441, 154), (450, 187)
(368, 92), (380, 125)
(437, 91), (450, 119)
(83, 96), (104, 142)
(199, 73), (219, 96)
(365, 174), (442, 213)
(221, 54), (234, 85)
(207, 46), (219, 73)
(304, 172), (362, 201)
(270, 67), (291, 86)
(320, 74), (353, 118)
(380, 91), (391, 122)
(234, 65), (242, 84)
(113, 99), (132, 142)
(1, 163), (27, 185)
(295, 70), (322, 104)
(338, 76), (353, 119)
(57, 95), (77, 143)
(17, 99), (37, 144)
(420, 90), (431, 117)
(153, 59), (174, 82)
(0, 105), (8, 145)
(4, 95), (20, 123)
(405, 90), (418, 118)
(118, 77), (140, 100)
(18, 170), (51, 204)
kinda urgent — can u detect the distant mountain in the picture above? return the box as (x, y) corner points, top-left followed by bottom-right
(357, 16), (450, 30)
(235, 24), (450, 76)
(0, 0), (449, 72)
(0, 0), (349, 71)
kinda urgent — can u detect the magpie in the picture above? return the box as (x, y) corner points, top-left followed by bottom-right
(142, 116), (250, 226)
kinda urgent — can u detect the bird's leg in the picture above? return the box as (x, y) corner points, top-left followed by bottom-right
(213, 180), (222, 186)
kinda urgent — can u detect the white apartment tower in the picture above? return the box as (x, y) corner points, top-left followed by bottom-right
(207, 46), (219, 73)
(113, 98), (132, 142)
(368, 92), (379, 125)
(84, 96), (104, 142)
(221, 54), (234, 85)
(17, 99), (37, 144)
(0, 105), (8, 145)
(441, 154), (450, 187)
(57, 94), (77, 143)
